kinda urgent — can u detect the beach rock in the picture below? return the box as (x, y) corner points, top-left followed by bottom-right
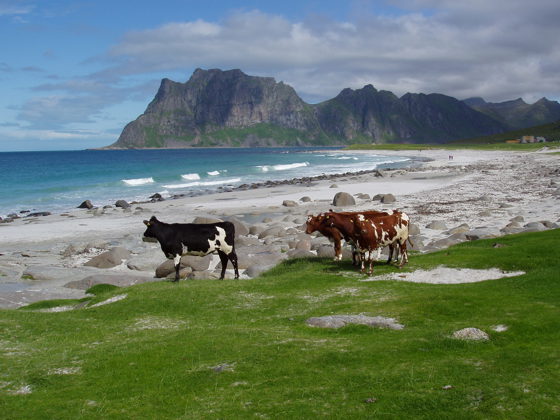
(465, 228), (499, 241)
(127, 251), (166, 272)
(426, 221), (447, 230)
(540, 220), (557, 228)
(452, 328), (489, 341)
(332, 192), (356, 207)
(182, 255), (213, 271)
(330, 184), (338, 188)
(64, 273), (156, 290)
(300, 196), (312, 202)
(501, 222), (522, 234)
(258, 226), (286, 239)
(446, 223), (470, 235)
(355, 193), (371, 200)
(190, 271), (219, 280)
(294, 238), (312, 251)
(192, 216), (223, 224)
(115, 200), (131, 209)
(306, 315), (404, 330)
(408, 223), (421, 235)
(149, 193), (164, 202)
(244, 264), (276, 278)
(248, 225), (265, 236)
(316, 245), (336, 258)
(155, 260), (175, 278)
(22, 265), (98, 282)
(381, 194), (396, 204)
(223, 216), (249, 237)
(78, 200), (94, 209)
(282, 200), (298, 207)
(83, 247), (131, 269)
(478, 210), (492, 217)
(287, 249), (315, 259)
(26, 212), (52, 217)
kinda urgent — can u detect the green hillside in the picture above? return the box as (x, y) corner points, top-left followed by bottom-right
(1, 229), (559, 418)
(451, 119), (560, 144)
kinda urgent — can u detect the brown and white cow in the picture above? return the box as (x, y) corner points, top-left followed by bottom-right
(352, 212), (411, 274)
(306, 210), (397, 264)
(323, 211), (411, 274)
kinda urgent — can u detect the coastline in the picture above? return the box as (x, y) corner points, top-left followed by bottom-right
(0, 148), (558, 309)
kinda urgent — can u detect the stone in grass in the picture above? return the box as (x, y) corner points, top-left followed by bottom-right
(306, 314), (404, 330)
(452, 327), (489, 341)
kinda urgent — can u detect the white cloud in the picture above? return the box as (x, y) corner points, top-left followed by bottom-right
(105, 5), (559, 103)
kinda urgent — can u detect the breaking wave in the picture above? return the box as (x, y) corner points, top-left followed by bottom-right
(122, 177), (155, 186)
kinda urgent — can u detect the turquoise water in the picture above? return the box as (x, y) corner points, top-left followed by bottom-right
(0, 147), (415, 217)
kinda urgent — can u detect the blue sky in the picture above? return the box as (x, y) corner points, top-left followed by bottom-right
(1, 0), (559, 151)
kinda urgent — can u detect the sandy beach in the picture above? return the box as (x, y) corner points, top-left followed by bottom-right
(1, 148), (558, 309)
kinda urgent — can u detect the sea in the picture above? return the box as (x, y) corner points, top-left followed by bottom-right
(0, 147), (417, 218)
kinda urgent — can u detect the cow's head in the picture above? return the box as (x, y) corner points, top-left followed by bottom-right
(142, 216), (160, 242)
(305, 214), (322, 234)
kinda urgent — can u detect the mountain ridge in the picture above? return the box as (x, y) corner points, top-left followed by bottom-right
(107, 68), (558, 148)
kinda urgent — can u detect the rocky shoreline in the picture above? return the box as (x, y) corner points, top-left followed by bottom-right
(0, 148), (558, 309)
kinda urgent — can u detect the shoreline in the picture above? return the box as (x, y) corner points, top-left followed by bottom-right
(0, 147), (418, 220)
(1, 148), (558, 309)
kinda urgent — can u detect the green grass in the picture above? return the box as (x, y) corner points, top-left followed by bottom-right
(1, 230), (559, 418)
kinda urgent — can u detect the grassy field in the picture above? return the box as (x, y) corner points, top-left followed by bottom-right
(1, 229), (559, 419)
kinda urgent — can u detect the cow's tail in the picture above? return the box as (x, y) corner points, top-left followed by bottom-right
(407, 237), (414, 248)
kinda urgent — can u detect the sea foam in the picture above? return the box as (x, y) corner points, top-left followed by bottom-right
(257, 162), (309, 172)
(122, 177), (155, 186)
(163, 178), (242, 189)
(181, 173), (201, 180)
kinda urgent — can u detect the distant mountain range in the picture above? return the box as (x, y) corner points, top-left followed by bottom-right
(107, 69), (560, 148)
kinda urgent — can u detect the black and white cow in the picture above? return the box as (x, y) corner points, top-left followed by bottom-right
(143, 216), (239, 281)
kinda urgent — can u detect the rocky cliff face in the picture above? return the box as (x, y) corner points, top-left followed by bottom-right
(115, 69), (324, 148)
(109, 68), (553, 148)
(463, 97), (560, 130)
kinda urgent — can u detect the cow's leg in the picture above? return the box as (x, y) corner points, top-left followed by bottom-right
(228, 250), (240, 279)
(387, 244), (394, 264)
(359, 251), (366, 273)
(217, 251), (229, 280)
(334, 238), (342, 261)
(368, 250), (375, 275)
(399, 243), (408, 267)
(173, 254), (181, 282)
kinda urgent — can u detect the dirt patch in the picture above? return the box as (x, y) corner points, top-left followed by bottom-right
(362, 266), (525, 284)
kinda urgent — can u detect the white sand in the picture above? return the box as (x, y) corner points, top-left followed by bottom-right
(0, 147), (558, 308)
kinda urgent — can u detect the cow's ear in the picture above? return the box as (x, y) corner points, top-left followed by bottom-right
(143, 220), (150, 226)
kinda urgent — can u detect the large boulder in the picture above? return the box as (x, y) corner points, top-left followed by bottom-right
(77, 200), (94, 209)
(282, 200), (298, 207)
(381, 194), (396, 204)
(84, 247), (131, 268)
(223, 216), (249, 237)
(192, 216), (223, 224)
(332, 192), (356, 207)
(64, 273), (156, 290)
(426, 221), (447, 230)
(115, 200), (131, 209)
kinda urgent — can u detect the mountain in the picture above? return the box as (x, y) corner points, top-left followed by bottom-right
(109, 68), (535, 148)
(114, 68), (327, 148)
(463, 97), (560, 130)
